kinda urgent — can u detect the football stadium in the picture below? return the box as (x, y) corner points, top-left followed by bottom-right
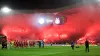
(0, 0), (100, 56)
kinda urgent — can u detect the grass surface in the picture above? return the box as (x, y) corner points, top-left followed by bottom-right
(0, 46), (100, 56)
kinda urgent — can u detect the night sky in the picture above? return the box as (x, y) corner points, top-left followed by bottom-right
(0, 0), (82, 10)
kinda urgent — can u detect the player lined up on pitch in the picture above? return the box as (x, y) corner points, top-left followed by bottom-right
(13, 40), (35, 48)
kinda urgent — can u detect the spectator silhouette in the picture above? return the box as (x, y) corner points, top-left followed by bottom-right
(71, 41), (74, 50)
(85, 39), (89, 52)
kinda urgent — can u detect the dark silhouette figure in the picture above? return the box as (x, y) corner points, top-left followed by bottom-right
(85, 39), (89, 52)
(38, 41), (41, 48)
(41, 40), (44, 48)
(71, 41), (74, 50)
(50, 43), (52, 46)
(2, 36), (7, 49)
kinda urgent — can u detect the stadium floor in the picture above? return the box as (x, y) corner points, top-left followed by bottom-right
(0, 46), (100, 56)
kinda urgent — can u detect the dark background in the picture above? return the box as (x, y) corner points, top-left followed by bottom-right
(0, 0), (82, 10)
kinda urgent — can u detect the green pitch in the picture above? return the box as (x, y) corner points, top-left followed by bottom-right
(0, 46), (100, 56)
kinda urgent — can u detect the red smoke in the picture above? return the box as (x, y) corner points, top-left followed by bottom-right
(1, 3), (100, 43)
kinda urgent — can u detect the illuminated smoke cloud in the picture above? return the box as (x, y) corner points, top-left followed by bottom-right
(0, 2), (100, 43)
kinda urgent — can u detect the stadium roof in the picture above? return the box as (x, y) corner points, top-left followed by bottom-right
(10, 3), (82, 14)
(1, 0), (98, 14)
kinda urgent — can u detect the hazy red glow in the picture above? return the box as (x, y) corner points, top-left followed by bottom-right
(1, 3), (100, 43)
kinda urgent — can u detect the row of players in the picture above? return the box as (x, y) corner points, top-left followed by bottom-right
(13, 40), (35, 48)
(9, 40), (44, 48)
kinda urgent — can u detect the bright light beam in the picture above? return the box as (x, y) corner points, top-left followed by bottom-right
(55, 18), (60, 24)
(38, 18), (45, 24)
(1, 7), (12, 14)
